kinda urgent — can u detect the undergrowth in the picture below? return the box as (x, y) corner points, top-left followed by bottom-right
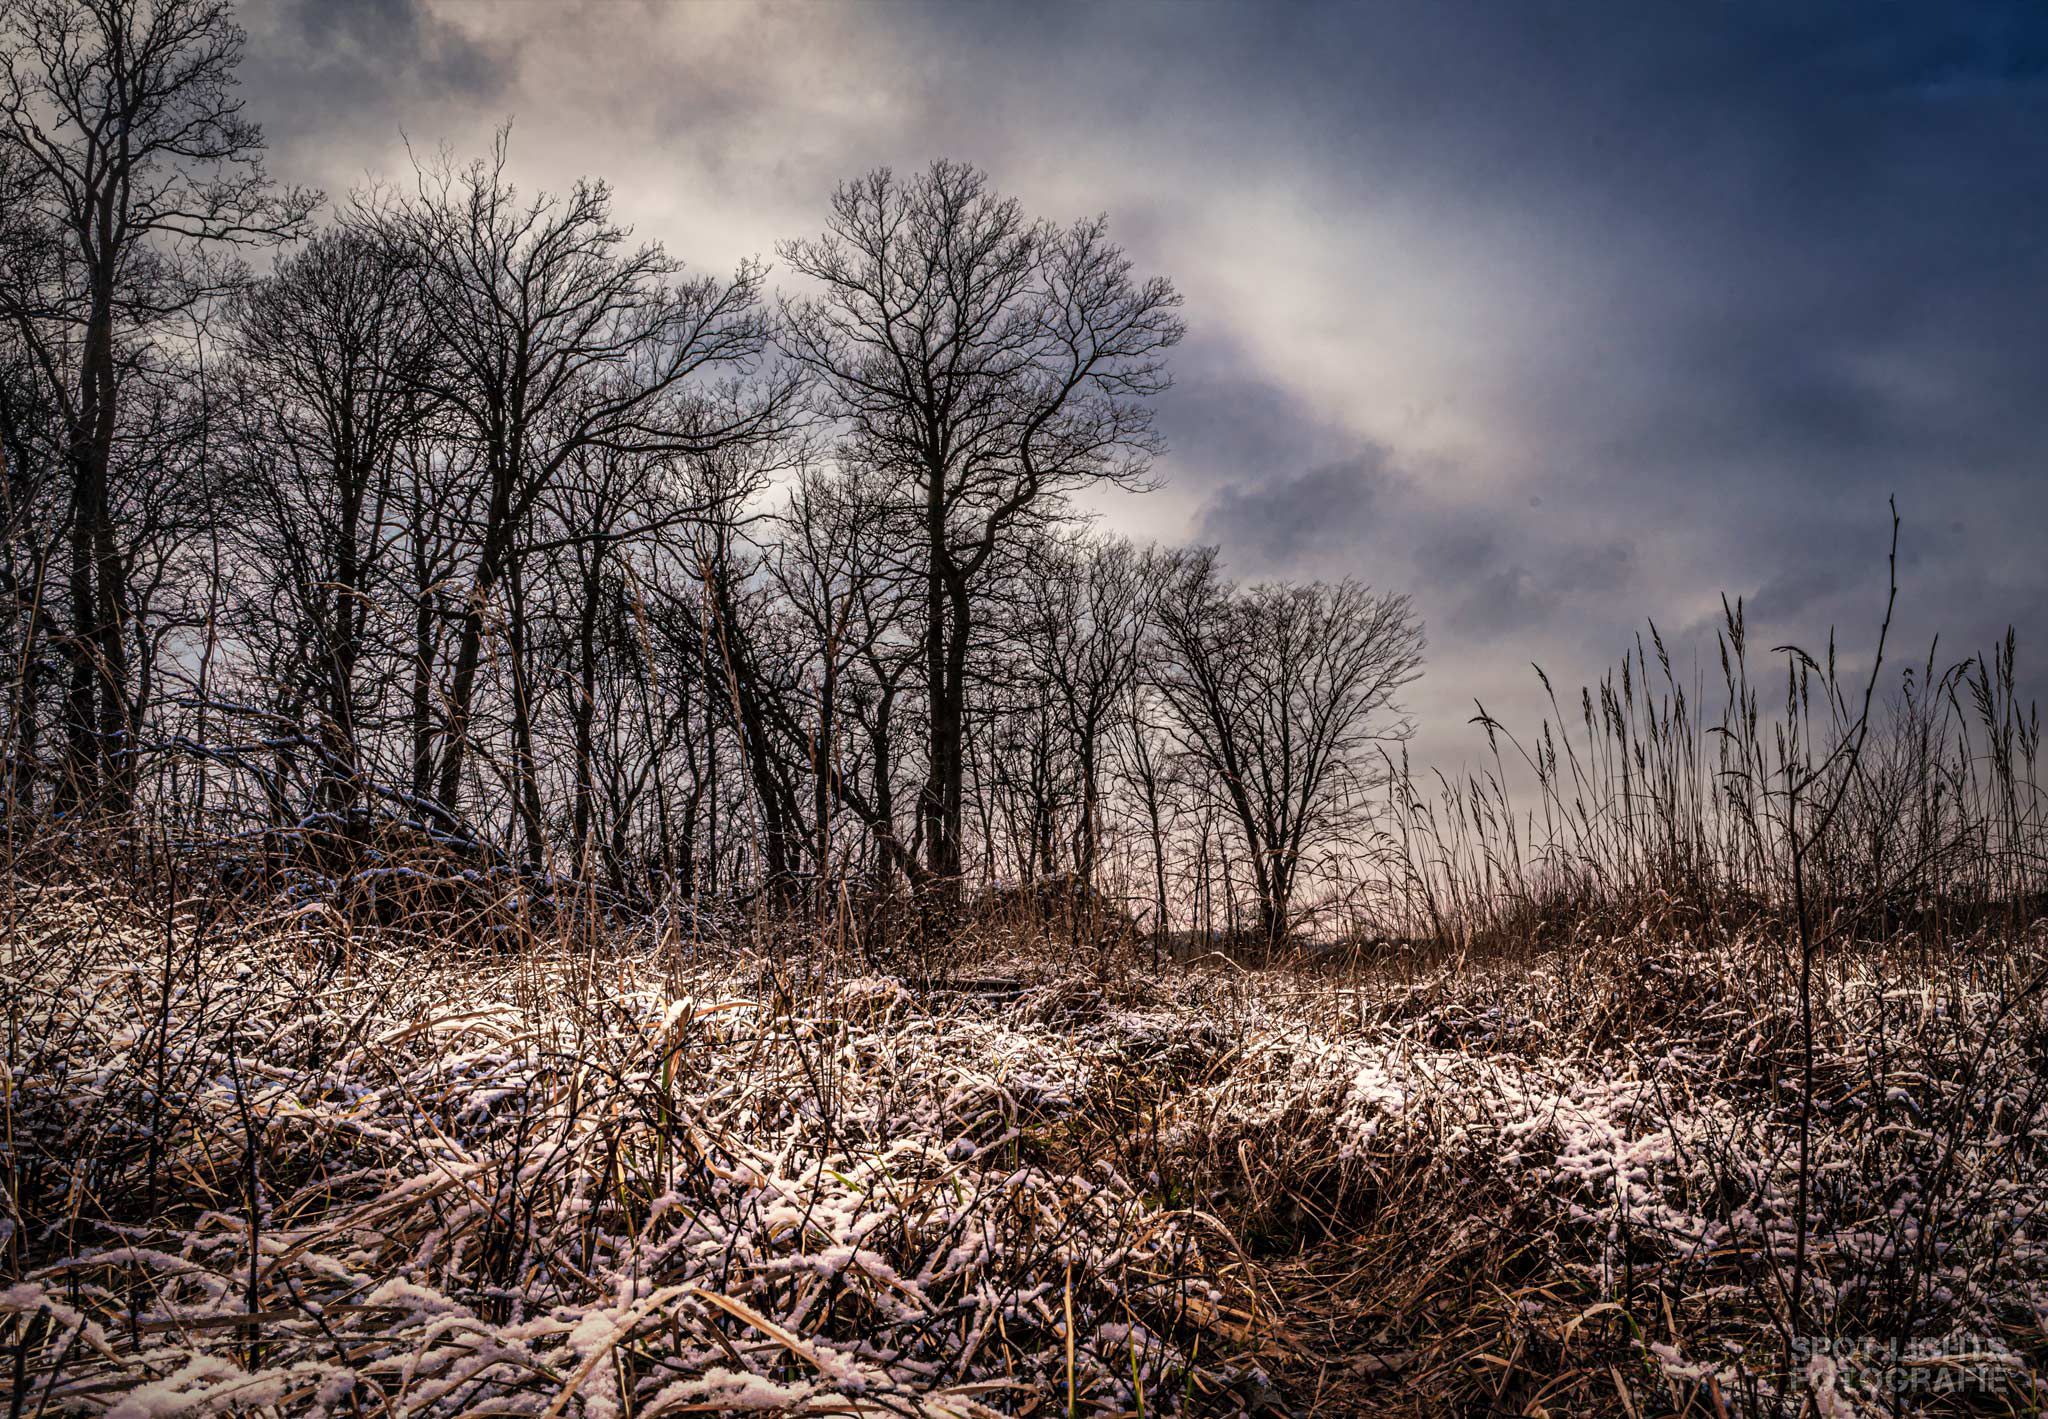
(5, 878), (2045, 1416)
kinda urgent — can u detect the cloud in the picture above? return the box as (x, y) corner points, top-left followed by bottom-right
(225, 0), (2048, 772)
(244, 0), (517, 157)
(1557, 540), (1636, 597)
(1747, 562), (1853, 629)
(1195, 454), (1393, 570)
(1431, 533), (1637, 639)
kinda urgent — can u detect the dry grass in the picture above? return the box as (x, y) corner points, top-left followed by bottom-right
(5, 873), (2045, 1416)
(2, 880), (1271, 1418)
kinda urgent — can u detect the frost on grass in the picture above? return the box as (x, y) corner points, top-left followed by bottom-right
(6, 888), (2047, 1415)
(1124, 936), (2048, 1411)
(5, 889), (1272, 1417)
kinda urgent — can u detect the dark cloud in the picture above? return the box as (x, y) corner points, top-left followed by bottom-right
(242, 0), (517, 160)
(1427, 532), (1637, 639)
(1419, 529), (1501, 586)
(1749, 563), (1854, 629)
(1558, 540), (1635, 597)
(1154, 356), (1348, 499)
(281, 0), (507, 94)
(1449, 566), (1551, 639)
(1195, 455), (1392, 570)
(228, 0), (2048, 769)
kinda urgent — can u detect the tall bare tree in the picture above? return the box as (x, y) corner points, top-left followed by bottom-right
(768, 464), (914, 909)
(222, 226), (438, 817)
(1027, 533), (1155, 894)
(373, 135), (790, 831)
(779, 160), (1183, 906)
(0, 0), (314, 811)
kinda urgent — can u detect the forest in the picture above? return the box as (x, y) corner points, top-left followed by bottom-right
(4, 2), (2046, 1415)
(0, 46), (1423, 953)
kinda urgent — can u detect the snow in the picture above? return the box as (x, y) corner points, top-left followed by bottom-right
(10, 887), (2046, 1415)
(6, 890), (1265, 1416)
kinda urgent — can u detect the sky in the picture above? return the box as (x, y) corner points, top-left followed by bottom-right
(236, 0), (2048, 772)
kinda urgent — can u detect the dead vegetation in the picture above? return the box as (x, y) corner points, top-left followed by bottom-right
(5, 872), (2044, 1417)
(6, 539), (2046, 1416)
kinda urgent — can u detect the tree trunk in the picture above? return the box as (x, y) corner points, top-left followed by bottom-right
(436, 588), (490, 814)
(59, 473), (96, 811)
(410, 575), (438, 803)
(814, 646), (836, 914)
(867, 675), (897, 895)
(504, 563), (547, 871)
(80, 263), (132, 815)
(570, 553), (603, 873)
(321, 464), (368, 823)
(436, 457), (515, 815)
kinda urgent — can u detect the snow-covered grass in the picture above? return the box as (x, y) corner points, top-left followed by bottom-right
(3, 886), (1274, 1418)
(1127, 934), (2048, 1413)
(5, 883), (2046, 1415)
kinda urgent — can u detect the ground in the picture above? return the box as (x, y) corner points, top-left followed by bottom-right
(6, 886), (2045, 1415)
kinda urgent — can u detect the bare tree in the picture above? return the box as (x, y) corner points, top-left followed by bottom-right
(0, 0), (315, 811)
(779, 160), (1183, 907)
(375, 134), (790, 831)
(221, 226), (439, 820)
(1118, 673), (1176, 958)
(0, 79), (1468, 961)
(768, 464), (914, 910)
(1151, 550), (1424, 948)
(528, 442), (685, 879)
(1027, 533), (1154, 894)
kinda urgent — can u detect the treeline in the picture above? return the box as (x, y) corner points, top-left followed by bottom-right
(0, 0), (1423, 943)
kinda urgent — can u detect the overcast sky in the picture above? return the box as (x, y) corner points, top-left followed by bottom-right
(237, 0), (2048, 770)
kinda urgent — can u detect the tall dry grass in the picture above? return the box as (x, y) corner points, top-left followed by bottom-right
(1379, 557), (2042, 960)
